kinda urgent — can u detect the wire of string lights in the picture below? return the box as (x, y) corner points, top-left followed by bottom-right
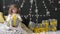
(20, 0), (25, 8)
(43, 0), (50, 16)
(34, 0), (39, 23)
(29, 0), (33, 22)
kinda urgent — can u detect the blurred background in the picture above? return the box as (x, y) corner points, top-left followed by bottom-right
(0, 0), (60, 30)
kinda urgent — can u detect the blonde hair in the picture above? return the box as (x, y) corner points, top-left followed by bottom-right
(8, 4), (21, 15)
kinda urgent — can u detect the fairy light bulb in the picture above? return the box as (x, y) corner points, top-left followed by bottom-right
(21, 0), (25, 8)
(21, 3), (23, 8)
(55, 8), (57, 11)
(24, 15), (27, 19)
(46, 11), (50, 16)
(30, 0), (33, 4)
(58, 1), (60, 4)
(3, 6), (5, 9)
(35, 9), (38, 13)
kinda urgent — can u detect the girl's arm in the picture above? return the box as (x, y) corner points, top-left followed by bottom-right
(17, 14), (22, 22)
(17, 14), (23, 28)
(4, 14), (11, 25)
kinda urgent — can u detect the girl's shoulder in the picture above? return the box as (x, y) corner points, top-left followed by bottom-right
(8, 14), (12, 17)
(17, 14), (21, 16)
(8, 14), (21, 17)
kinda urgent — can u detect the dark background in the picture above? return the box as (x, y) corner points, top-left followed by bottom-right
(0, 0), (60, 30)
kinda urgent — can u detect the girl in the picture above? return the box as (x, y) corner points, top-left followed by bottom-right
(4, 4), (27, 34)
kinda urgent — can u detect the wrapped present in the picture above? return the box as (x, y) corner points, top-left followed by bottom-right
(0, 12), (5, 23)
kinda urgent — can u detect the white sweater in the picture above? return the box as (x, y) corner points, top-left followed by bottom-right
(4, 14), (27, 34)
(5, 14), (22, 27)
(6, 14), (22, 22)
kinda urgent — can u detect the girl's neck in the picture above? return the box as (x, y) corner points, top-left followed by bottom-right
(10, 13), (19, 15)
(12, 13), (17, 14)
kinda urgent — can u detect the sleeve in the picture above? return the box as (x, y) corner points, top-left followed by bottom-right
(17, 14), (22, 21)
(6, 14), (11, 22)
(4, 14), (11, 24)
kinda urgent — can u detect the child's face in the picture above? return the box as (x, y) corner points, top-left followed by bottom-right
(12, 8), (18, 13)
